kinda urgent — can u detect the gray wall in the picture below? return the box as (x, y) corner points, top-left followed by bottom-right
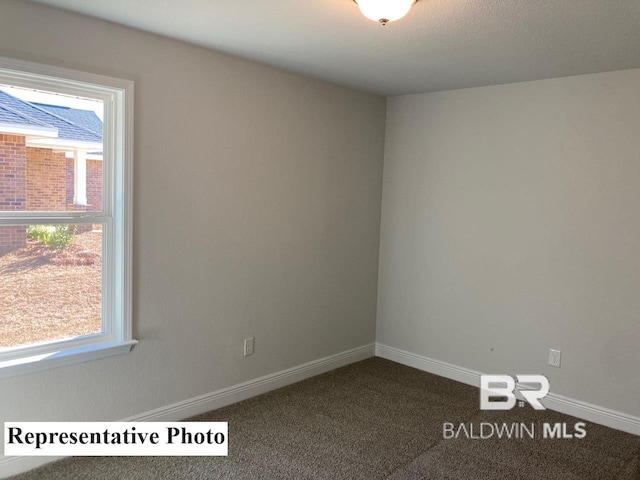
(0, 0), (385, 445)
(378, 68), (640, 417)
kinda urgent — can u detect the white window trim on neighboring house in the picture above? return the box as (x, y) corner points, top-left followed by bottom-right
(0, 57), (136, 377)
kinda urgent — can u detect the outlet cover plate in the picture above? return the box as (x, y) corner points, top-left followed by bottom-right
(549, 349), (561, 367)
(244, 337), (255, 357)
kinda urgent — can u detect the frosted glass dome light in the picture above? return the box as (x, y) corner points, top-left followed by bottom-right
(355, 0), (418, 25)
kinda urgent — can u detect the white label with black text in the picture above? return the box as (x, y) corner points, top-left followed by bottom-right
(4, 422), (228, 456)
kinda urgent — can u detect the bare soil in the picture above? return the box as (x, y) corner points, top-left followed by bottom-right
(0, 231), (102, 349)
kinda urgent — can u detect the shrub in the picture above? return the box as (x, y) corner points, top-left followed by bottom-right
(27, 225), (77, 250)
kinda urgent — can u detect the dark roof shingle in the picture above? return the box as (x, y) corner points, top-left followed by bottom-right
(33, 102), (102, 137)
(0, 90), (102, 143)
(0, 103), (53, 128)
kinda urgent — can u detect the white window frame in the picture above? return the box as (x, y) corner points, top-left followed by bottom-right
(0, 57), (136, 377)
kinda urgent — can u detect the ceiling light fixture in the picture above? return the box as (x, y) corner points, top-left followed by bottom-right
(354, 0), (418, 26)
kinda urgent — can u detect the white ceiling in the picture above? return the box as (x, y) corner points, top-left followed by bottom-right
(30, 0), (640, 96)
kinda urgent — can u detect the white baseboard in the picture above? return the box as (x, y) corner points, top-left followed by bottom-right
(0, 457), (59, 480)
(124, 343), (375, 422)
(0, 343), (375, 478)
(375, 343), (482, 388)
(542, 393), (640, 436)
(375, 343), (640, 437)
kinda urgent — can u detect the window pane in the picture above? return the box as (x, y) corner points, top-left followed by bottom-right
(0, 85), (104, 213)
(0, 224), (102, 350)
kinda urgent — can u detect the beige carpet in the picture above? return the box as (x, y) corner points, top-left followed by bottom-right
(9, 358), (640, 479)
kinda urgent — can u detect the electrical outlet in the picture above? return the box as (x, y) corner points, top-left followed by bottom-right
(244, 337), (254, 357)
(548, 349), (561, 367)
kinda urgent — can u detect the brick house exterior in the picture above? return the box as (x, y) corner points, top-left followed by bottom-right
(27, 147), (68, 211)
(0, 134), (27, 253)
(0, 90), (103, 254)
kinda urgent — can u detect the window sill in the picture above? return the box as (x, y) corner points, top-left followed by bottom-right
(0, 340), (138, 379)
